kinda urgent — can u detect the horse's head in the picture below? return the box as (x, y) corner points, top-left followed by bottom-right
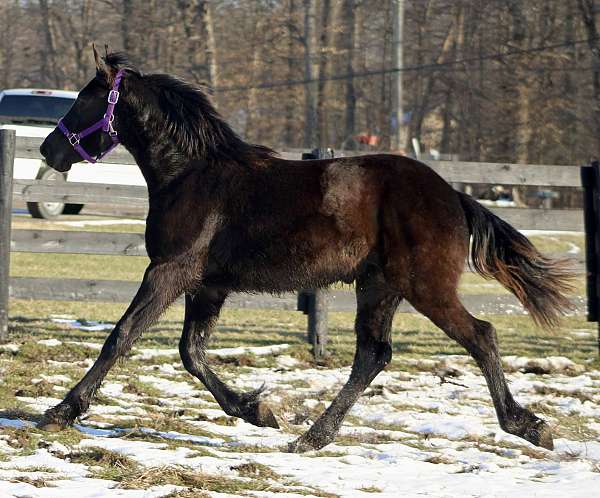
(40, 45), (126, 172)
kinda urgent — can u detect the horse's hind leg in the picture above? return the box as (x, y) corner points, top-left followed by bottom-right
(289, 266), (401, 452)
(409, 291), (553, 449)
(179, 289), (279, 428)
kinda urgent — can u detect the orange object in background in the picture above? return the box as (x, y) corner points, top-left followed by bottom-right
(355, 134), (379, 146)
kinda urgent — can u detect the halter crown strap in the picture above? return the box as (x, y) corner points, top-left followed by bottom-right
(57, 69), (124, 164)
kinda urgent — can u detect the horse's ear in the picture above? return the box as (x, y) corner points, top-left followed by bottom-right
(92, 43), (104, 72)
(92, 43), (116, 84)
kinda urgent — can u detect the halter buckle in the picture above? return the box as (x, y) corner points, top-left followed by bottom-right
(68, 133), (80, 146)
(108, 90), (120, 104)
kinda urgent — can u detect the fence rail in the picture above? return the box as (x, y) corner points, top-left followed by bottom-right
(12, 179), (584, 231)
(0, 133), (587, 354)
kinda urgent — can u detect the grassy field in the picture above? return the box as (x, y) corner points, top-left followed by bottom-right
(8, 299), (599, 369)
(1, 302), (599, 496)
(1, 216), (598, 497)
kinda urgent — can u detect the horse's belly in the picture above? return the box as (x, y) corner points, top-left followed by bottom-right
(209, 231), (370, 292)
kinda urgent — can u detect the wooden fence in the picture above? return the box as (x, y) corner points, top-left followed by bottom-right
(0, 130), (586, 357)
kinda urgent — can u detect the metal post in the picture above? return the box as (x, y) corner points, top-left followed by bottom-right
(0, 129), (16, 341)
(308, 289), (328, 360)
(592, 161), (600, 354)
(581, 164), (598, 324)
(297, 148), (332, 360)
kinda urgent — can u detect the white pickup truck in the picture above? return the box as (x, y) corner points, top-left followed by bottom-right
(0, 88), (144, 219)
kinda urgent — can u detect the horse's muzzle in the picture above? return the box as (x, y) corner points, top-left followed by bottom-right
(40, 135), (72, 172)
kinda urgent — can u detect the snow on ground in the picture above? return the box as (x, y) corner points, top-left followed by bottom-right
(51, 317), (114, 332)
(131, 343), (290, 361)
(1, 339), (599, 497)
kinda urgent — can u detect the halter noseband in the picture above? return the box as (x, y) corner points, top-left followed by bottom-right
(57, 69), (124, 164)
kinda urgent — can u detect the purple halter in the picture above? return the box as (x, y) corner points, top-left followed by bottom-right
(57, 69), (124, 163)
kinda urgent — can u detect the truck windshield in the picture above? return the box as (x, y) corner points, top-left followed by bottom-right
(0, 95), (75, 124)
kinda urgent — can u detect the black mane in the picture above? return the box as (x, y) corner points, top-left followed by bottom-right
(104, 52), (133, 70)
(105, 52), (275, 162)
(144, 73), (275, 161)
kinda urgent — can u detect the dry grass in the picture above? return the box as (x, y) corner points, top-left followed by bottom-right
(8, 476), (58, 487)
(357, 485), (383, 493)
(116, 465), (274, 493)
(69, 447), (139, 481)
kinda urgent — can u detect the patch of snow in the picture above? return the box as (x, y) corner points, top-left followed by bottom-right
(130, 348), (179, 361)
(33, 374), (71, 385)
(16, 396), (62, 413)
(0, 448), (88, 477)
(156, 363), (179, 375)
(99, 382), (125, 398)
(207, 343), (290, 358)
(0, 343), (20, 353)
(51, 318), (114, 332)
(0, 418), (33, 429)
(138, 375), (199, 397)
(503, 355), (584, 374)
(37, 338), (62, 347)
(67, 341), (103, 350)
(276, 355), (300, 369)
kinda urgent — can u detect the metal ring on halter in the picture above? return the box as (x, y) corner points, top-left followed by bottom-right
(108, 89), (120, 104)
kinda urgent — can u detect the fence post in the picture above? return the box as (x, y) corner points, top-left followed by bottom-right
(297, 148), (333, 360)
(581, 160), (600, 354)
(0, 129), (16, 342)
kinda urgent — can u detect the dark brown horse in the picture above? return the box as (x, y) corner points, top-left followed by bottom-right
(39, 47), (572, 452)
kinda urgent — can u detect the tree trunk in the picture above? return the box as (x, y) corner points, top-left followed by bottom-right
(203, 1), (219, 92)
(284, 0), (298, 147)
(341, 0), (356, 148)
(122, 0), (134, 54)
(578, 0), (600, 154)
(176, 0), (204, 84)
(302, 0), (317, 148)
(38, 0), (61, 88)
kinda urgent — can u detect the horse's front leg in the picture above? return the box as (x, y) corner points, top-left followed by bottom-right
(39, 261), (188, 430)
(179, 289), (279, 428)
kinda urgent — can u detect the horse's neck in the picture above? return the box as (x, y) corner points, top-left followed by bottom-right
(117, 108), (193, 194)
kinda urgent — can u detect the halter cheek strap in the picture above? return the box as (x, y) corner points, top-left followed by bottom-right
(57, 69), (124, 164)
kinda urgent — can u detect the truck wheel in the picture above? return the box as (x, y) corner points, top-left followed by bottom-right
(63, 203), (84, 215)
(27, 167), (67, 219)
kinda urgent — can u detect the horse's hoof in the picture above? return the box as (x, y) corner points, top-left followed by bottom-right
(38, 405), (74, 432)
(255, 402), (279, 429)
(37, 421), (66, 433)
(520, 418), (554, 451)
(239, 399), (279, 429)
(288, 431), (330, 453)
(536, 424), (554, 451)
(288, 435), (322, 453)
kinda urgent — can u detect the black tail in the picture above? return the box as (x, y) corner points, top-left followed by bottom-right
(458, 192), (574, 328)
